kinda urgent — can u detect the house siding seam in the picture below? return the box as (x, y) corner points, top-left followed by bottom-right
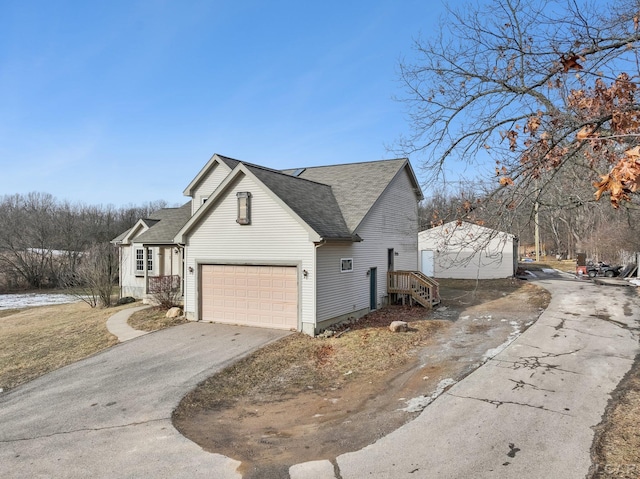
(183, 174), (316, 330)
(190, 162), (232, 215)
(315, 167), (420, 322)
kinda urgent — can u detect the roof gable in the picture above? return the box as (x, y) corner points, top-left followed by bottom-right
(282, 158), (422, 232)
(177, 156), (422, 243)
(134, 202), (192, 245)
(117, 219), (150, 245)
(419, 221), (514, 245)
(244, 164), (354, 240)
(177, 164), (350, 243)
(182, 153), (240, 197)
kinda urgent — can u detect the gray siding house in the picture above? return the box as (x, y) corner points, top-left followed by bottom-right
(115, 153), (432, 335)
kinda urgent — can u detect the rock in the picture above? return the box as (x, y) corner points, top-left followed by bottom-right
(116, 296), (136, 305)
(389, 321), (409, 332)
(166, 307), (183, 318)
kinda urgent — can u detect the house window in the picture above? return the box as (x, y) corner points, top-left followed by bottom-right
(236, 192), (251, 225)
(340, 258), (353, 273)
(135, 248), (153, 272)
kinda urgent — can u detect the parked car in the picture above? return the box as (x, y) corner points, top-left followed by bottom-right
(587, 261), (622, 278)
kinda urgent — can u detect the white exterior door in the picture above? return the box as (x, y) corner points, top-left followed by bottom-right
(200, 265), (298, 330)
(421, 250), (435, 277)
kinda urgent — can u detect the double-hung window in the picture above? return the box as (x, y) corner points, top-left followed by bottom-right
(135, 248), (153, 273)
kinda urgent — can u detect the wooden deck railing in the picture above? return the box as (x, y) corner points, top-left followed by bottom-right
(387, 270), (440, 308)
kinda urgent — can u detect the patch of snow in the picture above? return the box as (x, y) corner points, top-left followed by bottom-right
(525, 271), (537, 277)
(482, 322), (521, 363)
(628, 278), (640, 287)
(542, 268), (557, 274)
(460, 315), (470, 320)
(400, 378), (457, 413)
(0, 293), (82, 310)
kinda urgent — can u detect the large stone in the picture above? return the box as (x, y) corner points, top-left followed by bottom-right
(116, 296), (136, 305)
(166, 307), (183, 318)
(389, 320), (409, 332)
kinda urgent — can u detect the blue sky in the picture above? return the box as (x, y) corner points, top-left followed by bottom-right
(1, 0), (457, 207)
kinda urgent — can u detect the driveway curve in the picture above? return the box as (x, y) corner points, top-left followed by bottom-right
(0, 322), (289, 479)
(331, 272), (640, 479)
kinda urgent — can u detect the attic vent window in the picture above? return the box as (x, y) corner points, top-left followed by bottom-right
(292, 168), (306, 177)
(340, 258), (353, 273)
(236, 192), (251, 225)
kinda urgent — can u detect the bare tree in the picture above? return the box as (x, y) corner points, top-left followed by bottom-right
(63, 242), (119, 308)
(0, 193), (58, 288)
(0, 192), (171, 292)
(398, 0), (640, 210)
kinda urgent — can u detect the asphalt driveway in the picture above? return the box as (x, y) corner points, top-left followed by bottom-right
(0, 322), (289, 479)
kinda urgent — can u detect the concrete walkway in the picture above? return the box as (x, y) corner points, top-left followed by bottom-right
(105, 305), (152, 341)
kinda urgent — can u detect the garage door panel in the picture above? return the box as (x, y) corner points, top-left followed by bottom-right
(201, 265), (298, 330)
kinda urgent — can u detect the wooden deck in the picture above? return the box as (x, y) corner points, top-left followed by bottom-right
(387, 270), (440, 308)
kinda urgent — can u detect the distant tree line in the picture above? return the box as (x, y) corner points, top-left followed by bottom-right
(0, 192), (168, 291)
(419, 172), (640, 265)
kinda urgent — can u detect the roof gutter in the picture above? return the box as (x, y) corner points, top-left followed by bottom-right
(320, 234), (362, 243)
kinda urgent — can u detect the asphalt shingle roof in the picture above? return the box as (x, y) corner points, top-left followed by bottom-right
(134, 202), (192, 244)
(281, 158), (410, 233)
(244, 164), (354, 240)
(139, 154), (421, 244)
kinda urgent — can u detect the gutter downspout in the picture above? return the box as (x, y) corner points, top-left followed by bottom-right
(143, 246), (149, 297)
(177, 244), (185, 298)
(311, 239), (326, 335)
(118, 246), (123, 299)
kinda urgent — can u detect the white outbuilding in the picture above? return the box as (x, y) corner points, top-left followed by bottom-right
(418, 221), (518, 279)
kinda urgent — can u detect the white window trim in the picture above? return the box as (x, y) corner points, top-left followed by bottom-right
(340, 258), (353, 273)
(135, 248), (153, 274)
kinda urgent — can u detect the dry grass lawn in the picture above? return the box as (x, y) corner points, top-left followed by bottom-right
(591, 360), (640, 479)
(177, 306), (445, 412)
(127, 307), (188, 332)
(0, 301), (139, 391)
(520, 257), (577, 273)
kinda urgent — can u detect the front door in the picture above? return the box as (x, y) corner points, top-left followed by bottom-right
(369, 267), (377, 311)
(388, 248), (395, 272)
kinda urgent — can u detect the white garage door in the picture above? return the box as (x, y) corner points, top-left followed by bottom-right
(200, 265), (298, 330)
